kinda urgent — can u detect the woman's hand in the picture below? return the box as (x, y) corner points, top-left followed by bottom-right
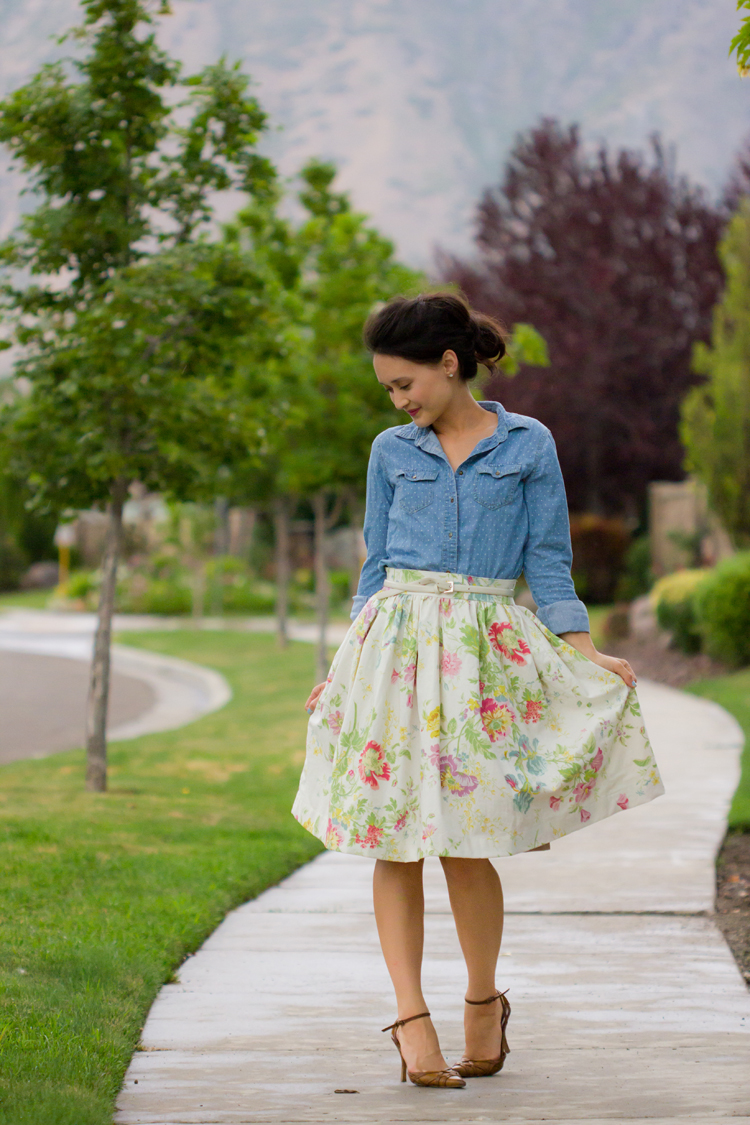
(558, 631), (637, 689)
(304, 682), (327, 714)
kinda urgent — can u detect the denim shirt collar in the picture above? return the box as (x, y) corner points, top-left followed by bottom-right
(395, 400), (529, 460)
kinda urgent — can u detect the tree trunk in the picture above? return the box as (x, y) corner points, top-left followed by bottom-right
(273, 496), (291, 649)
(86, 478), (128, 792)
(312, 490), (331, 684)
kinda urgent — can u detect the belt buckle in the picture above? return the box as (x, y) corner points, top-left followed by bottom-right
(444, 579), (454, 595)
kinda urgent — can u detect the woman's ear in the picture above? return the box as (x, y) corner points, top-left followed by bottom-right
(443, 350), (459, 378)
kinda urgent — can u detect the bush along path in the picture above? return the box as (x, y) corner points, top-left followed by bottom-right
(0, 631), (323, 1125)
(615, 622), (750, 985)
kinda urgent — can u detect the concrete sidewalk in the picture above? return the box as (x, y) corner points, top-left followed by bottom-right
(117, 680), (750, 1125)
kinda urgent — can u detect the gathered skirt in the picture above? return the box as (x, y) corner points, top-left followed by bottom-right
(292, 568), (664, 861)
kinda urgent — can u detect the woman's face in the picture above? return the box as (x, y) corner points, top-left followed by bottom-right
(373, 351), (459, 427)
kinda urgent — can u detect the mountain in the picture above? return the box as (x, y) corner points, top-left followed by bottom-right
(0, 0), (748, 264)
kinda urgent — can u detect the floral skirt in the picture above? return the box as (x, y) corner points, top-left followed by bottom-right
(292, 568), (664, 861)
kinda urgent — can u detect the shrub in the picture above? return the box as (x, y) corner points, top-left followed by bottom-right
(650, 568), (711, 654)
(569, 514), (631, 603)
(139, 578), (192, 616)
(614, 535), (654, 601)
(695, 551), (750, 667)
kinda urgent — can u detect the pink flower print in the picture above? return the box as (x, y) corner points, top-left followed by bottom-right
(616, 793), (629, 810)
(549, 795), (562, 810)
(573, 779), (596, 804)
(403, 662), (417, 686)
(406, 693), (414, 709)
(580, 807), (591, 823)
(479, 697), (514, 742)
(347, 769), (355, 778)
(422, 823), (437, 841)
(439, 753), (479, 797)
(354, 823), (384, 849)
(441, 651), (462, 677)
(325, 819), (344, 849)
(439, 597), (452, 616)
(488, 621), (531, 665)
(358, 740), (392, 790)
(328, 710), (343, 736)
(427, 743), (441, 768)
(591, 747), (603, 773)
(504, 773), (518, 790)
(390, 668), (400, 684)
(479, 681), (485, 693)
(522, 699), (544, 724)
(393, 812), (408, 832)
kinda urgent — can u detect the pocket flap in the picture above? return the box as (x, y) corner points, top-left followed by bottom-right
(476, 463), (522, 479)
(396, 467), (439, 482)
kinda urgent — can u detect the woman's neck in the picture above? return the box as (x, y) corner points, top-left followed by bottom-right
(431, 390), (496, 438)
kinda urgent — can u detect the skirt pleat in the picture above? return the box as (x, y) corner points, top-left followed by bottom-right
(292, 569), (664, 861)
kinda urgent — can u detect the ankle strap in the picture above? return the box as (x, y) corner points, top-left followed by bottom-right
(465, 989), (508, 1006)
(382, 1010), (430, 1033)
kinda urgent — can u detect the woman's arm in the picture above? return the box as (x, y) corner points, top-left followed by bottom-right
(349, 436), (394, 621)
(522, 429), (636, 689)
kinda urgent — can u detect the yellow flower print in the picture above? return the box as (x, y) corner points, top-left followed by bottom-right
(424, 705), (441, 739)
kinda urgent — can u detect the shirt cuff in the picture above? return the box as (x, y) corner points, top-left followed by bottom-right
(536, 598), (590, 635)
(350, 594), (367, 621)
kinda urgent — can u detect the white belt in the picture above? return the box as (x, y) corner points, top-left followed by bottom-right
(375, 576), (516, 599)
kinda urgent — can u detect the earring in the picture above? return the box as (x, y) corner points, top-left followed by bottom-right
(448, 372), (454, 378)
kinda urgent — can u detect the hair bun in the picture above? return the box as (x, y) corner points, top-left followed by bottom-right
(471, 314), (506, 367)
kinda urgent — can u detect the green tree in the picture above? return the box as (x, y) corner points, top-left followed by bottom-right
(731, 0), (750, 75)
(284, 161), (423, 679)
(681, 201), (750, 545)
(0, 0), (284, 790)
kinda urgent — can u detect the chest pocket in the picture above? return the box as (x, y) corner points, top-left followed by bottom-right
(396, 467), (439, 513)
(472, 463), (523, 510)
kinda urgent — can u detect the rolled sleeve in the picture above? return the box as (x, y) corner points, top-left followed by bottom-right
(522, 429), (589, 636)
(350, 437), (393, 621)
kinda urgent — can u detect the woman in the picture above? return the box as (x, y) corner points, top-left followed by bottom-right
(292, 293), (664, 1090)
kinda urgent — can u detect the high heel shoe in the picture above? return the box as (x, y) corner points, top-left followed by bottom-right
(452, 990), (511, 1078)
(382, 1011), (466, 1088)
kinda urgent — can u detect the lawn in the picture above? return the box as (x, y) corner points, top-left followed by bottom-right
(0, 588), (53, 610)
(0, 631), (324, 1125)
(687, 667), (750, 831)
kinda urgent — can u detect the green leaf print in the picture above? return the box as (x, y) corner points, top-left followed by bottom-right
(459, 623), (480, 653)
(633, 757), (651, 767)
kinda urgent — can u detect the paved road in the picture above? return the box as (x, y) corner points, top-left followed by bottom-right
(116, 680), (750, 1125)
(0, 650), (155, 764)
(0, 611), (233, 759)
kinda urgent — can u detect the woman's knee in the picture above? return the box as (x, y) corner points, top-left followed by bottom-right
(439, 856), (495, 883)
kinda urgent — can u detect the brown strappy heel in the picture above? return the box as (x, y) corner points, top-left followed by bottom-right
(452, 990), (511, 1078)
(382, 1011), (466, 1088)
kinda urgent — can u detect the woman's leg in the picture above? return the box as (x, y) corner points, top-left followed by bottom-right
(440, 857), (506, 1059)
(373, 858), (448, 1073)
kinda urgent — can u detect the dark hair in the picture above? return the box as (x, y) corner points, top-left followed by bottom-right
(363, 292), (507, 381)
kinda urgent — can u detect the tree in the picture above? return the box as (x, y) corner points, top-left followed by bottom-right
(283, 161), (424, 681)
(441, 119), (725, 518)
(681, 202), (750, 546)
(731, 0), (750, 76)
(0, 0), (284, 790)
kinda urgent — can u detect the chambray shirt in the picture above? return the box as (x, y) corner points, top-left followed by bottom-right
(350, 400), (589, 635)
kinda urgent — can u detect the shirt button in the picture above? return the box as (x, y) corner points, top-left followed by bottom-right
(458, 469), (464, 475)
(448, 532), (453, 538)
(450, 497), (455, 503)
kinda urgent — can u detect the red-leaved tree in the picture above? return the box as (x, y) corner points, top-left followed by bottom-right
(441, 119), (725, 517)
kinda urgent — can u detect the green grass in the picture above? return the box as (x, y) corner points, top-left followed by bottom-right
(687, 667), (750, 831)
(0, 631), (323, 1125)
(0, 588), (52, 609)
